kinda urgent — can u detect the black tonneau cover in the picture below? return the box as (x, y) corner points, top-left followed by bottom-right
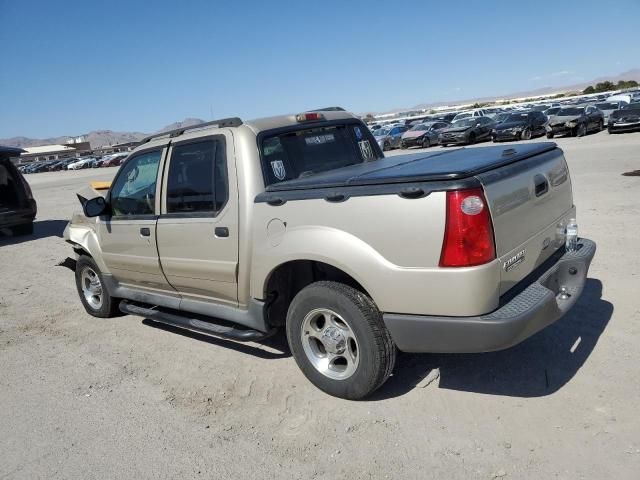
(265, 142), (558, 192)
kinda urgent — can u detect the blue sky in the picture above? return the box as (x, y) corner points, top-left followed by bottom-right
(1, 0), (639, 138)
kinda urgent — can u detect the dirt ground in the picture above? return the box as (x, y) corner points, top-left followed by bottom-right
(1, 131), (639, 479)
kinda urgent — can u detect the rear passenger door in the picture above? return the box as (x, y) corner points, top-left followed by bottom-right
(156, 133), (239, 306)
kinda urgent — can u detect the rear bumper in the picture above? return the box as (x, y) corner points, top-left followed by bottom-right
(383, 238), (596, 353)
(0, 203), (37, 229)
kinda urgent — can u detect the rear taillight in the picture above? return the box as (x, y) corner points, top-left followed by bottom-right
(439, 188), (496, 267)
(19, 175), (34, 200)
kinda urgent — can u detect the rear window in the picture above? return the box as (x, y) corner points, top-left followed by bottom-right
(260, 123), (382, 186)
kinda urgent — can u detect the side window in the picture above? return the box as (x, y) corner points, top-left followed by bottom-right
(109, 150), (162, 216)
(166, 138), (228, 214)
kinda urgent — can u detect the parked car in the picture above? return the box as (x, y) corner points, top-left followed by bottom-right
(0, 146), (37, 235)
(593, 102), (624, 123)
(452, 109), (488, 121)
(491, 111), (547, 142)
(400, 121), (450, 149)
(493, 112), (511, 124)
(67, 157), (94, 170)
(64, 110), (595, 400)
(101, 153), (129, 167)
(438, 116), (495, 146)
(374, 125), (408, 151)
(544, 106), (562, 117)
(546, 106), (605, 138)
(606, 94), (632, 105)
(607, 102), (640, 133)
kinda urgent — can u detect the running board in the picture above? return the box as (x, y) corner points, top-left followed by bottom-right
(119, 301), (276, 342)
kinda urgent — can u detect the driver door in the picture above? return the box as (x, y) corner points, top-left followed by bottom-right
(97, 145), (173, 291)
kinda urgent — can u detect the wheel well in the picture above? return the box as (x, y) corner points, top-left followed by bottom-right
(264, 260), (369, 328)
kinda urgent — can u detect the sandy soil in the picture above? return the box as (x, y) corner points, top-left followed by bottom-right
(1, 132), (639, 479)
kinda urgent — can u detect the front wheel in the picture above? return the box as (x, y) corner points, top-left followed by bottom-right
(286, 281), (396, 400)
(546, 132), (554, 139)
(598, 120), (604, 132)
(383, 142), (390, 152)
(576, 123), (587, 137)
(520, 128), (532, 140)
(422, 137), (431, 148)
(75, 255), (122, 318)
(468, 133), (476, 144)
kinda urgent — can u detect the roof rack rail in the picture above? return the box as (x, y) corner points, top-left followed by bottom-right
(140, 117), (243, 144)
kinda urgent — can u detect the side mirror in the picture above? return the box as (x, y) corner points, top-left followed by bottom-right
(83, 196), (108, 217)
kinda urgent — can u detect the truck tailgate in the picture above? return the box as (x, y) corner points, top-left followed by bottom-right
(476, 147), (574, 296)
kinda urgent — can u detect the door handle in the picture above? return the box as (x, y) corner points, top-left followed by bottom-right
(140, 227), (151, 237)
(215, 227), (229, 238)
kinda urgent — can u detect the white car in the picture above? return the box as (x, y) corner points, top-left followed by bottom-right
(67, 157), (93, 170)
(452, 109), (488, 121)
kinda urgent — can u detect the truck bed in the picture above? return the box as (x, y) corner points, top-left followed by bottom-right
(263, 142), (558, 191)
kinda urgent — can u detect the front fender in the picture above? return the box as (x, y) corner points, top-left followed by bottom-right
(64, 213), (109, 273)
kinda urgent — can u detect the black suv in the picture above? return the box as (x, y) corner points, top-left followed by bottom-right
(0, 146), (37, 236)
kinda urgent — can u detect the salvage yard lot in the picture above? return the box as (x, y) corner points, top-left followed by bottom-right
(1, 131), (640, 479)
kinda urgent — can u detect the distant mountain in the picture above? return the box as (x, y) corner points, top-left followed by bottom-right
(0, 118), (206, 149)
(156, 117), (205, 133)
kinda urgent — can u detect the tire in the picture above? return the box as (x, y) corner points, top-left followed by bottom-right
(75, 255), (122, 318)
(598, 120), (604, 132)
(286, 281), (396, 400)
(521, 128), (532, 140)
(383, 142), (390, 152)
(400, 143), (407, 150)
(11, 222), (33, 236)
(608, 127), (613, 134)
(576, 123), (587, 137)
(546, 132), (554, 139)
(468, 133), (476, 144)
(422, 137), (431, 148)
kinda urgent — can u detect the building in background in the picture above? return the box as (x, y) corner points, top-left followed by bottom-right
(17, 141), (92, 164)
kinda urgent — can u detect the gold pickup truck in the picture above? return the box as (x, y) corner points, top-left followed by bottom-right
(65, 109), (595, 399)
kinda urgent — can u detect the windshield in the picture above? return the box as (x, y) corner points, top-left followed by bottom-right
(260, 123), (383, 185)
(557, 108), (584, 116)
(505, 113), (529, 122)
(451, 118), (476, 127)
(595, 103), (618, 110)
(374, 127), (390, 136)
(409, 123), (430, 131)
(454, 113), (471, 120)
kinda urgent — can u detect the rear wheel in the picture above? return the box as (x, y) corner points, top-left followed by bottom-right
(75, 255), (122, 318)
(11, 222), (33, 236)
(286, 281), (396, 400)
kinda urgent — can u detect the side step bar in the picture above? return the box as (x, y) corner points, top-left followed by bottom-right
(119, 301), (276, 342)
